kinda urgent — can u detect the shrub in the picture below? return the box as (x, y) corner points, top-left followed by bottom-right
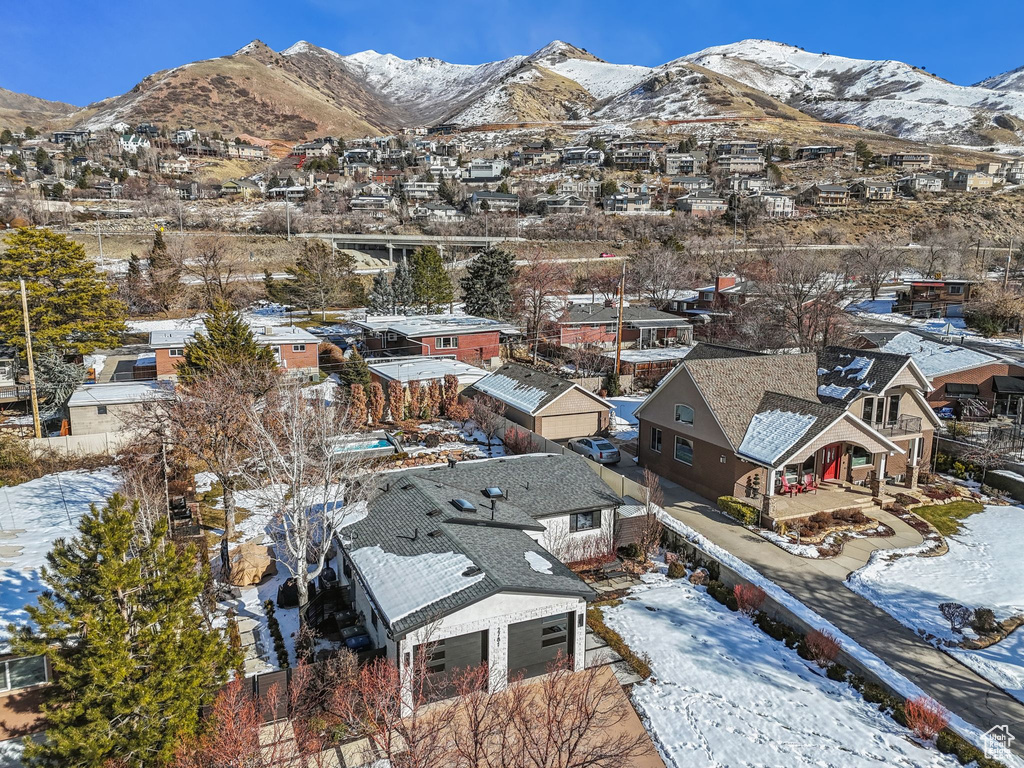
(861, 682), (889, 705)
(587, 605), (651, 679)
(938, 602), (973, 634)
(826, 663), (847, 682)
(667, 560), (687, 579)
(805, 628), (842, 667)
(935, 729), (995, 767)
(733, 583), (766, 615)
(972, 607), (998, 634)
(619, 542), (642, 560)
(423, 432), (441, 448)
(706, 580), (737, 610)
(905, 696), (948, 741)
(894, 492), (918, 507)
(717, 496), (759, 526)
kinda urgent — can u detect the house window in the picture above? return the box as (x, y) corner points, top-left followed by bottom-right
(436, 337), (458, 349)
(851, 446), (871, 467)
(702, 292), (714, 302)
(674, 437), (693, 466)
(168, 348), (184, 358)
(674, 404), (694, 425)
(650, 427), (662, 453)
(887, 394), (900, 424)
(291, 344), (306, 352)
(949, 284), (964, 295)
(2, 655), (47, 692)
(861, 397), (877, 423)
(97, 405), (108, 415)
(569, 510), (600, 532)
(386, 332), (398, 342)
(370, 609), (378, 629)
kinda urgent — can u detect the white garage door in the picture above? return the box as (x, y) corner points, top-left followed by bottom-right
(541, 412), (601, 441)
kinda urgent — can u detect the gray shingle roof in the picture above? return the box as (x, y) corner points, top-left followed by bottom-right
(344, 455), (618, 635)
(561, 304), (690, 327)
(816, 346), (911, 404)
(465, 363), (575, 415)
(684, 342), (763, 361)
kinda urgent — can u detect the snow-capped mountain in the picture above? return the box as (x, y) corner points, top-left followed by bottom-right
(685, 39), (1024, 145)
(976, 65), (1024, 94)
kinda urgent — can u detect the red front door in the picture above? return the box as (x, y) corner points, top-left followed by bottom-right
(822, 443), (841, 480)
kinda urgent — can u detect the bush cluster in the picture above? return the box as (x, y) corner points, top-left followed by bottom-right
(264, 599), (290, 669)
(706, 580), (739, 611)
(716, 496), (759, 526)
(666, 560), (687, 579)
(586, 604), (651, 680)
(795, 508), (869, 537)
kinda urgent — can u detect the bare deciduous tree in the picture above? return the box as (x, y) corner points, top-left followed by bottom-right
(850, 233), (902, 301)
(515, 250), (570, 363)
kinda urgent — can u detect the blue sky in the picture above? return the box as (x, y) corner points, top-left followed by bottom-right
(4, 0), (1024, 106)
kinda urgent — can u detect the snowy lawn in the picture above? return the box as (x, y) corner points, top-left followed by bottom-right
(847, 504), (1024, 703)
(0, 469), (121, 647)
(605, 567), (960, 768)
(608, 396), (644, 441)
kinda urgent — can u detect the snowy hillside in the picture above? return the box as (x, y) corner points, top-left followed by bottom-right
(527, 41), (654, 101)
(686, 39), (1024, 144)
(977, 64), (1024, 93)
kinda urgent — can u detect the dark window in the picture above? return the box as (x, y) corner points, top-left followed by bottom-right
(291, 344), (306, 352)
(887, 394), (900, 424)
(3, 655), (48, 692)
(650, 427), (662, 453)
(861, 397), (875, 423)
(674, 436), (693, 466)
(570, 510), (600, 532)
(851, 446), (871, 467)
(674, 404), (694, 425)
(97, 405), (108, 415)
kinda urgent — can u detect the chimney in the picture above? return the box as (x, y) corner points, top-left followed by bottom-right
(715, 275), (737, 292)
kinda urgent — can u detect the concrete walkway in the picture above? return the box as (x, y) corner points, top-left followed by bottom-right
(654, 480), (1024, 757)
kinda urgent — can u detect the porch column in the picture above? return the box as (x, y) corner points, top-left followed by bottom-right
(766, 469), (776, 497)
(870, 453), (887, 500)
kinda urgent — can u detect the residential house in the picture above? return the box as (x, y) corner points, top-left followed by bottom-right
(715, 154), (766, 175)
(557, 304), (693, 349)
(470, 190), (519, 213)
(227, 143), (267, 160)
(350, 195), (398, 215)
(411, 202), (466, 222)
(339, 454), (622, 695)
(673, 276), (755, 316)
(536, 194), (588, 214)
(757, 192), (796, 218)
(400, 179), (441, 201)
(51, 130), (91, 146)
(674, 190), (728, 217)
(148, 325), (320, 381)
(893, 279), (976, 318)
(1005, 161), (1024, 184)
(898, 174), (944, 194)
(611, 147), (657, 171)
(667, 176), (713, 195)
(886, 152), (932, 169)
(945, 169), (994, 192)
(67, 382), (172, 436)
(875, 331), (1024, 415)
(725, 175), (774, 193)
(464, 158), (508, 181)
(796, 183), (850, 207)
(356, 314), (521, 365)
(158, 155), (191, 174)
(172, 129), (198, 145)
(466, 363), (612, 440)
(561, 146), (604, 166)
(794, 145), (842, 161)
(367, 356), (488, 391)
(292, 141), (334, 158)
(976, 161), (1005, 177)
(183, 144), (219, 158)
(118, 134), (151, 154)
(665, 151), (708, 176)
(557, 178), (602, 200)
(634, 344), (937, 523)
(602, 193), (651, 213)
(267, 185), (306, 201)
(850, 179), (895, 202)
(520, 146), (562, 166)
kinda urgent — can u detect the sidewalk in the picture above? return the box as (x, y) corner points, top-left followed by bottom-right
(654, 480), (1024, 758)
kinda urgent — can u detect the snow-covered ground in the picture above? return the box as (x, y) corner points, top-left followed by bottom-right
(0, 469), (122, 647)
(606, 566), (961, 768)
(848, 504), (1024, 703)
(608, 395), (644, 441)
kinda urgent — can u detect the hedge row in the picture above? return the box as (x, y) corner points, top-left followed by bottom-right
(586, 602), (651, 680)
(264, 599), (290, 669)
(717, 496), (760, 526)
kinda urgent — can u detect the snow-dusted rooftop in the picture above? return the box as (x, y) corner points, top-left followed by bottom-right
(880, 331), (998, 378)
(472, 372), (550, 413)
(149, 324), (318, 349)
(68, 382), (172, 408)
(738, 409), (818, 466)
(601, 347), (693, 363)
(367, 356), (488, 386)
(356, 314), (521, 338)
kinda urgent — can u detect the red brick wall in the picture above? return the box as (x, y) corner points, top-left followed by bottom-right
(928, 363), (1024, 407)
(419, 332), (501, 363)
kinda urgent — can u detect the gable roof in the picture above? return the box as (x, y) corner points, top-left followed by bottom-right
(467, 363), (610, 416)
(878, 331), (999, 379)
(815, 346), (916, 404)
(737, 392), (846, 468)
(345, 455), (617, 635)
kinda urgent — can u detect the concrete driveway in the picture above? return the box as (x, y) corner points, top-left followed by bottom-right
(620, 472), (1024, 757)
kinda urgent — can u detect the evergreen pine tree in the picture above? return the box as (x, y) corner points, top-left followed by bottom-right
(338, 347), (371, 390)
(10, 494), (236, 768)
(149, 226), (169, 270)
(36, 349), (86, 416)
(178, 301), (277, 389)
(0, 228), (126, 355)
(147, 226), (181, 312)
(410, 246), (454, 313)
(391, 260), (415, 314)
(367, 270), (394, 315)
(459, 246), (517, 320)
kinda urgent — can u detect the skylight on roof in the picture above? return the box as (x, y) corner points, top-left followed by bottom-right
(452, 499), (476, 513)
(483, 487), (504, 499)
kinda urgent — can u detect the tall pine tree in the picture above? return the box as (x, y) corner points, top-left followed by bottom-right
(367, 270), (393, 315)
(0, 228), (126, 355)
(410, 246), (454, 314)
(391, 259), (415, 314)
(460, 246), (517, 320)
(177, 301), (277, 390)
(147, 226), (181, 312)
(10, 494), (236, 768)
(337, 347), (372, 390)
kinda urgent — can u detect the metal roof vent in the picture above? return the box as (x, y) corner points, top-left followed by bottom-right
(451, 499), (476, 513)
(462, 566), (482, 577)
(426, 508), (442, 517)
(427, 529), (443, 538)
(483, 487), (504, 499)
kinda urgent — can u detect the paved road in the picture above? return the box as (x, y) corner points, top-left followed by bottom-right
(632, 473), (1024, 757)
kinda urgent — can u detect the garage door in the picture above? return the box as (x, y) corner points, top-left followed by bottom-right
(417, 630), (488, 700)
(540, 412), (600, 441)
(507, 612), (575, 681)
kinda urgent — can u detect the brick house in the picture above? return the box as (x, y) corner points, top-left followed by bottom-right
(893, 279), (976, 318)
(356, 315), (520, 366)
(634, 344), (937, 522)
(556, 304), (693, 349)
(148, 326), (320, 381)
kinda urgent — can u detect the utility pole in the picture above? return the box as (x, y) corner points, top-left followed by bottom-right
(614, 258), (626, 379)
(286, 196), (291, 242)
(1005, 238), (1014, 289)
(96, 218), (103, 262)
(19, 279), (41, 439)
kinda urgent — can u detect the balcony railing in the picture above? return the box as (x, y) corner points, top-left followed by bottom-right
(870, 414), (923, 437)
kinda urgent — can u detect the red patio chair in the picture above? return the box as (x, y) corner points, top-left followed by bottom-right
(803, 474), (819, 494)
(780, 474), (801, 496)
